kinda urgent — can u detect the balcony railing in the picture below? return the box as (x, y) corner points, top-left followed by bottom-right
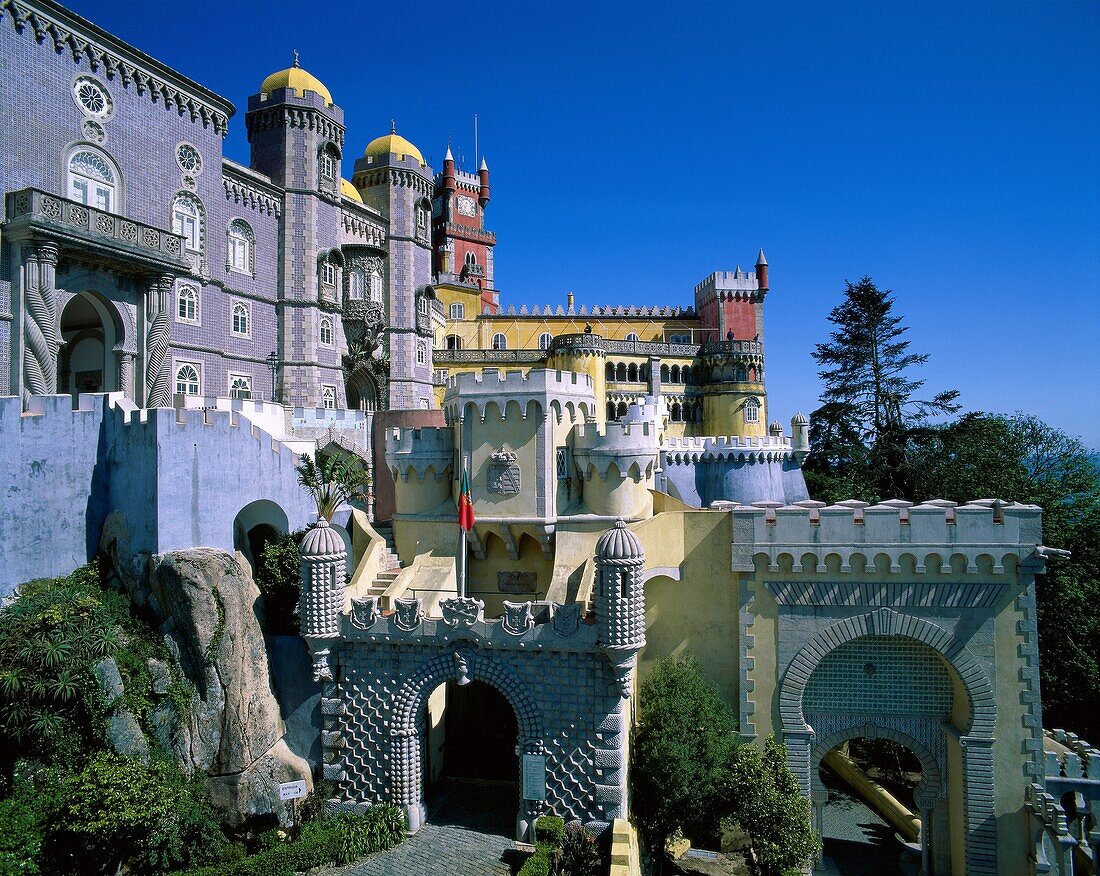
(6, 188), (190, 270)
(433, 349), (545, 364)
(700, 339), (764, 356)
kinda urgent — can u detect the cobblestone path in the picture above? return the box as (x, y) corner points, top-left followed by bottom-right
(329, 780), (521, 876)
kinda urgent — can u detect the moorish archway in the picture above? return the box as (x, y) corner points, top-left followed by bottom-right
(389, 645), (544, 837)
(779, 607), (998, 876)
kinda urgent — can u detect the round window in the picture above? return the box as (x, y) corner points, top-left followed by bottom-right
(71, 76), (113, 120)
(176, 143), (202, 175)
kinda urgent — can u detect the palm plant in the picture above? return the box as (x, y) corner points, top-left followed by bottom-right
(296, 451), (368, 521)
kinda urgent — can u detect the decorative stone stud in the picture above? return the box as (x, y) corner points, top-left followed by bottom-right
(594, 519), (646, 697)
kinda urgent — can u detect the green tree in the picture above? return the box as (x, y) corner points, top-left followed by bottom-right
(807, 277), (959, 500)
(254, 530), (307, 636)
(909, 412), (1100, 739)
(729, 737), (819, 876)
(632, 654), (741, 851)
(296, 450), (368, 521)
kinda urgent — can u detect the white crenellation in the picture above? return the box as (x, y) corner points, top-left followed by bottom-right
(442, 368), (596, 425)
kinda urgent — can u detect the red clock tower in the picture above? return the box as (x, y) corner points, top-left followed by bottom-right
(433, 149), (499, 314)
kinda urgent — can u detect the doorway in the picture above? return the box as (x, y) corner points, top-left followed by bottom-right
(59, 292), (114, 395)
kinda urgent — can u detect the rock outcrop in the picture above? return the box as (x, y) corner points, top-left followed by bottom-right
(100, 530), (312, 827)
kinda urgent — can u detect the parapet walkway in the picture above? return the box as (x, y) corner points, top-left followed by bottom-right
(327, 780), (519, 876)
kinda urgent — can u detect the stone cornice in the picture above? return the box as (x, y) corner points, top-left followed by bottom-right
(222, 165), (282, 218)
(245, 104), (345, 147)
(2, 0), (234, 136)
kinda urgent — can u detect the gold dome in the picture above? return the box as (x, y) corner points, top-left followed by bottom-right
(260, 57), (332, 106)
(364, 125), (425, 167)
(340, 178), (363, 203)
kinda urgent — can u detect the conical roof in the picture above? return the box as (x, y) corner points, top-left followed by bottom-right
(595, 519), (643, 560)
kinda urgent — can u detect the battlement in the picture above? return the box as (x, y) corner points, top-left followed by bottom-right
(574, 419), (657, 447)
(663, 434), (792, 457)
(694, 269), (761, 300)
(500, 303), (696, 318)
(385, 426), (454, 481)
(443, 368), (596, 425)
(728, 498), (1043, 574)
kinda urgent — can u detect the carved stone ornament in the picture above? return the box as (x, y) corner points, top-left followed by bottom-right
(311, 647), (334, 683)
(552, 602), (582, 638)
(350, 596), (381, 629)
(501, 600), (534, 636)
(393, 597), (423, 632)
(453, 648), (473, 686)
(440, 596), (484, 628)
(488, 447), (521, 495)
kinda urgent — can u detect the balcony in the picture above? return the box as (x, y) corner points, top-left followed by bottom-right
(433, 348), (545, 365)
(5, 188), (190, 272)
(700, 339), (764, 357)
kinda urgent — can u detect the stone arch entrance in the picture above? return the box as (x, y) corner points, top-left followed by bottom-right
(233, 499), (289, 569)
(390, 645), (544, 837)
(779, 608), (998, 875)
(346, 368), (380, 412)
(58, 290), (128, 396)
(812, 724), (945, 874)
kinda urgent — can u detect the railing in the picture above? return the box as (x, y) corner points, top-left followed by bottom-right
(6, 188), (190, 268)
(549, 333), (605, 354)
(701, 339), (764, 356)
(433, 349), (545, 364)
(443, 222), (496, 244)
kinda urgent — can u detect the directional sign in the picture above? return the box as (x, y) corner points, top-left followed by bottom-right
(279, 780), (307, 801)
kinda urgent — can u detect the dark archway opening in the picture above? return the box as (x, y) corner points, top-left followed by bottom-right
(442, 680), (518, 782)
(59, 293), (111, 396)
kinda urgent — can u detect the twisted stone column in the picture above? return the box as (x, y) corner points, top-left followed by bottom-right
(21, 244), (60, 401)
(144, 274), (174, 407)
(114, 348), (134, 397)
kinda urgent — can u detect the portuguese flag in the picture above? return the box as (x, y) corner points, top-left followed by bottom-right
(458, 467), (475, 532)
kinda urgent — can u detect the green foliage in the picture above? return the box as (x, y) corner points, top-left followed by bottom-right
(253, 531), (306, 637)
(518, 845), (552, 876)
(297, 777), (337, 824)
(806, 276), (959, 500)
(559, 823), (602, 876)
(296, 450), (368, 521)
(633, 654), (741, 848)
(330, 805), (406, 865)
(204, 585), (225, 665)
(534, 815), (565, 847)
(0, 795), (42, 875)
(728, 737), (819, 876)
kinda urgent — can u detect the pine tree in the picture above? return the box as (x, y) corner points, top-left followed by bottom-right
(807, 277), (960, 500)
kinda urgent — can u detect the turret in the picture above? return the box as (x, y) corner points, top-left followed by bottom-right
(755, 248), (769, 291)
(594, 519), (646, 697)
(791, 411), (810, 463)
(478, 157), (490, 208)
(299, 517), (347, 681)
(443, 147), (457, 195)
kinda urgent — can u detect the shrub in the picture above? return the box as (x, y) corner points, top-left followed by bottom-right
(559, 823), (602, 876)
(534, 814), (565, 847)
(517, 846), (551, 876)
(332, 803), (407, 864)
(0, 796), (42, 875)
(254, 532), (306, 636)
(633, 653), (741, 848)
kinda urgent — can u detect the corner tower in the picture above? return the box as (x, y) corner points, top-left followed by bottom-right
(246, 58), (347, 407)
(432, 150), (498, 314)
(353, 126), (435, 410)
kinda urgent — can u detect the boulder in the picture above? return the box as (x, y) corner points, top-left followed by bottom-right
(207, 738), (313, 828)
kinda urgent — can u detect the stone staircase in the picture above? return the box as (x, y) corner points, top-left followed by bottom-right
(365, 520), (403, 600)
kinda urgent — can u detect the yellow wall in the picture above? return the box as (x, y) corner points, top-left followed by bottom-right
(701, 386), (768, 438)
(468, 529), (555, 617)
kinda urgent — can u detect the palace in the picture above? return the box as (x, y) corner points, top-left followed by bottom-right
(1, 3), (1096, 874)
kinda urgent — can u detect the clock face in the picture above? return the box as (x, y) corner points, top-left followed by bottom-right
(455, 195), (477, 217)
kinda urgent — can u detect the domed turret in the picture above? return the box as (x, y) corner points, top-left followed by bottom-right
(791, 411), (810, 463)
(260, 55), (333, 106)
(299, 518), (346, 643)
(594, 520), (646, 698)
(364, 123), (425, 167)
(340, 178), (363, 203)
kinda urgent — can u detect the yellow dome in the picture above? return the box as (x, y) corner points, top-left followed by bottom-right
(260, 59), (332, 106)
(340, 178), (363, 203)
(364, 126), (425, 167)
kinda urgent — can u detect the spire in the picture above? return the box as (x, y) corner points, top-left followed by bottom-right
(756, 248), (768, 267)
(293, 49), (300, 68)
(390, 119), (396, 134)
(479, 157), (489, 171)
(445, 146), (454, 161)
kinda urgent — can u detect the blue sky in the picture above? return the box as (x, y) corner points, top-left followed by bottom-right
(69, 0), (1100, 445)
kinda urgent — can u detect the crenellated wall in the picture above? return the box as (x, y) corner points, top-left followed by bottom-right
(0, 392), (313, 593)
(660, 434), (809, 507)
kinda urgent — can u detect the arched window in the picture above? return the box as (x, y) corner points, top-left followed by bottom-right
(177, 285), (199, 323)
(418, 296), (429, 316)
(627, 363), (638, 382)
(320, 251), (342, 291)
(616, 401), (628, 418)
(616, 362), (627, 382)
(175, 363), (200, 396)
(318, 146), (337, 185)
(606, 402), (615, 421)
(660, 364), (669, 383)
(227, 219), (254, 274)
(625, 332), (639, 342)
(347, 266), (365, 300)
(671, 403), (683, 422)
(464, 251), (478, 267)
(319, 316), (334, 347)
(231, 302), (250, 336)
(606, 363), (615, 381)
(369, 264), (384, 302)
(450, 302), (465, 320)
(321, 385), (337, 409)
(539, 332), (553, 350)
(67, 148), (117, 213)
(491, 333), (507, 350)
(416, 202), (429, 240)
(229, 375), (252, 399)
(416, 343), (427, 366)
(171, 192), (205, 252)
(445, 334), (462, 350)
(744, 397), (761, 424)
